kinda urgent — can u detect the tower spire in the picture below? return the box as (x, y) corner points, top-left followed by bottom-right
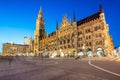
(56, 21), (59, 30)
(39, 6), (42, 14)
(63, 14), (67, 20)
(38, 6), (43, 19)
(73, 10), (76, 22)
(100, 4), (104, 13)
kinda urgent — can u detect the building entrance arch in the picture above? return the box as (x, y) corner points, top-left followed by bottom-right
(97, 48), (104, 57)
(87, 48), (93, 57)
(78, 50), (84, 57)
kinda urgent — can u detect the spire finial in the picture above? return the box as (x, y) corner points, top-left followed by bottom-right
(100, 4), (104, 13)
(63, 14), (67, 19)
(38, 6), (44, 20)
(39, 6), (42, 14)
(40, 6), (42, 12)
(73, 10), (76, 22)
(56, 21), (59, 30)
(62, 14), (67, 21)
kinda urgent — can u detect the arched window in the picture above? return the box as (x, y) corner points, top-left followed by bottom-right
(99, 41), (102, 45)
(99, 33), (102, 37)
(98, 26), (101, 30)
(88, 29), (90, 32)
(64, 40), (66, 44)
(94, 26), (101, 31)
(86, 36), (88, 40)
(86, 43), (88, 46)
(78, 31), (82, 35)
(89, 35), (91, 39)
(67, 39), (70, 43)
(60, 41), (62, 44)
(68, 45), (71, 48)
(89, 42), (92, 46)
(94, 27), (97, 31)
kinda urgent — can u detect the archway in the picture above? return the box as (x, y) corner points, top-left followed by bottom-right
(78, 50), (84, 57)
(87, 48), (93, 57)
(97, 48), (104, 57)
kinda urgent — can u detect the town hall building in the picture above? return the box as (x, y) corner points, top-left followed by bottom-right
(2, 5), (114, 57)
(32, 5), (114, 57)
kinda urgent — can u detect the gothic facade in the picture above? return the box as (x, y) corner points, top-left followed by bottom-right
(32, 5), (114, 57)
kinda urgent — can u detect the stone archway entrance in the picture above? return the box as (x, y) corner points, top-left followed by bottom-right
(87, 48), (93, 57)
(78, 50), (84, 57)
(97, 48), (104, 57)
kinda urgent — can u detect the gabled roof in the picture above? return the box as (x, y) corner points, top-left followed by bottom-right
(77, 12), (100, 26)
(48, 31), (56, 37)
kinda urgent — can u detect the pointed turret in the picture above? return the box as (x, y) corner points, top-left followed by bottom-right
(38, 7), (43, 20)
(30, 36), (32, 42)
(36, 6), (44, 30)
(73, 10), (76, 22)
(39, 7), (43, 15)
(56, 21), (59, 30)
(99, 4), (106, 24)
(29, 36), (34, 52)
(29, 36), (33, 46)
(100, 4), (104, 13)
(62, 14), (67, 20)
(39, 7), (42, 13)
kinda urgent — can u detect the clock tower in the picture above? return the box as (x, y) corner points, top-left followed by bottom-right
(34, 7), (46, 54)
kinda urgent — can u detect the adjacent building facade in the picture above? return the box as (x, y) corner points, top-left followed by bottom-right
(2, 43), (29, 56)
(33, 5), (114, 57)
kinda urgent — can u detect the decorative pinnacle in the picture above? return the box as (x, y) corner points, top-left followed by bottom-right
(56, 21), (59, 30)
(40, 6), (42, 13)
(73, 10), (76, 22)
(39, 6), (42, 14)
(100, 4), (104, 13)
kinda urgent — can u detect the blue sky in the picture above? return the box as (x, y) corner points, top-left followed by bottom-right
(0, 0), (120, 52)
